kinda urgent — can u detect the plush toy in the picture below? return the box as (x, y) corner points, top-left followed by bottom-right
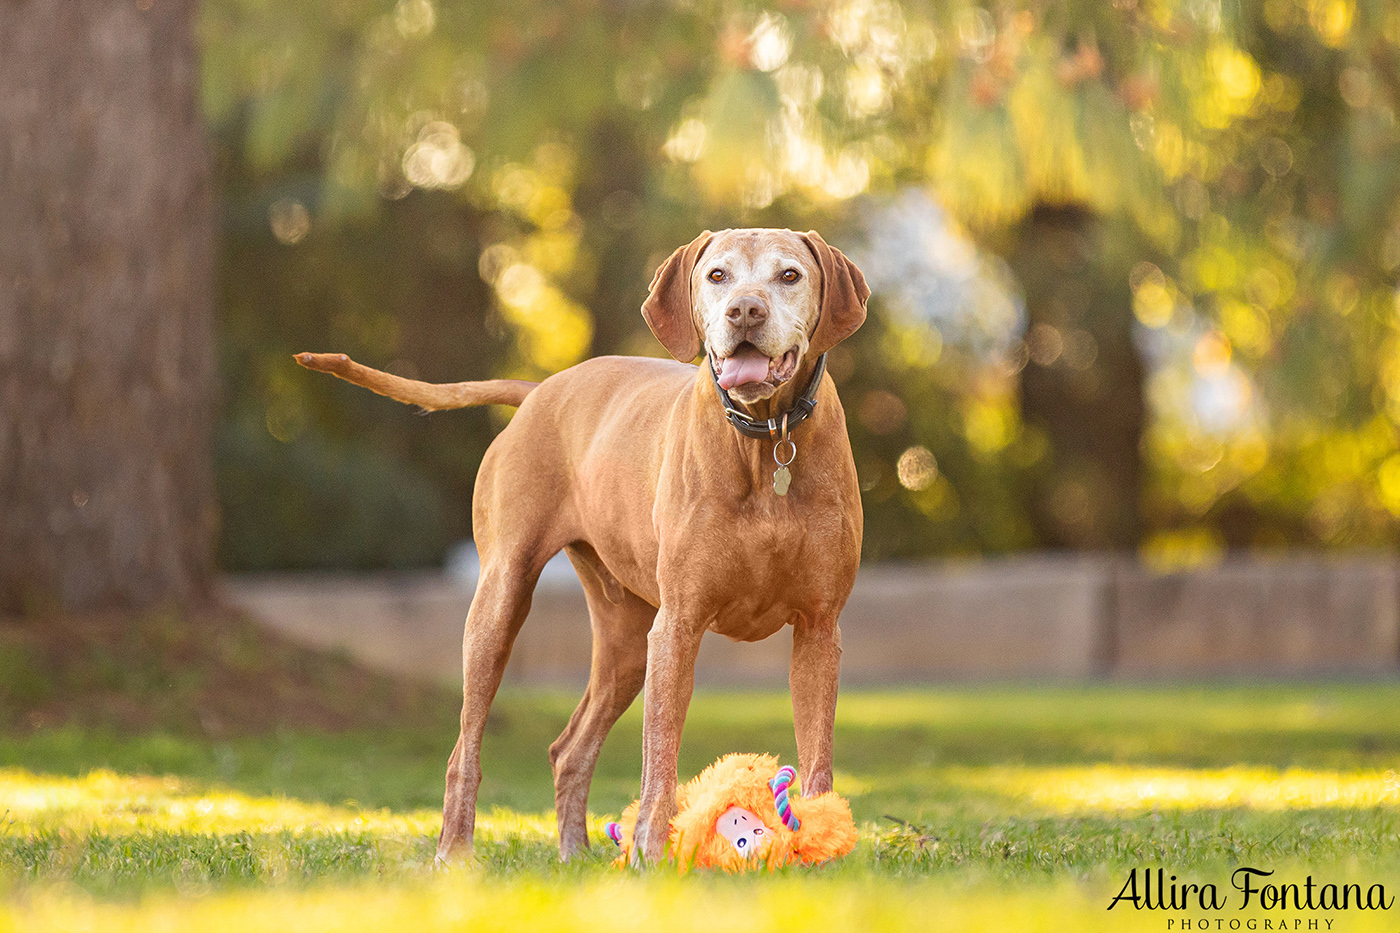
(603, 753), (857, 872)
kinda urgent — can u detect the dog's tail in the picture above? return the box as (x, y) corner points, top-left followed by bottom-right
(294, 352), (539, 411)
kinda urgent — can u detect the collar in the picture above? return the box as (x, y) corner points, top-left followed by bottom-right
(709, 353), (827, 439)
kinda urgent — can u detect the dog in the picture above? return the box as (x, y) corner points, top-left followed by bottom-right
(296, 228), (868, 864)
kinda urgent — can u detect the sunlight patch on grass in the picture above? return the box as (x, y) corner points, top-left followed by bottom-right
(0, 768), (557, 844)
(944, 764), (1400, 813)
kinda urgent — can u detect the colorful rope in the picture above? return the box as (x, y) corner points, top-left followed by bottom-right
(768, 765), (801, 832)
(604, 821), (623, 845)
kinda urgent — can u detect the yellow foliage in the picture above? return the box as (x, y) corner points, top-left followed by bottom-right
(911, 474), (959, 521)
(497, 284), (593, 374)
(963, 401), (1015, 456)
(878, 321), (942, 370)
(932, 38), (1166, 234)
(929, 106), (1025, 227)
(1376, 453), (1400, 516)
(1189, 242), (1239, 293)
(1153, 121), (1185, 180)
(1192, 44), (1261, 130)
(1219, 299), (1271, 356)
(1212, 45), (1262, 107)
(527, 226), (583, 278)
(1309, 0), (1354, 47)
(1139, 527), (1224, 573)
(1007, 60), (1093, 209)
(1132, 279), (1175, 328)
(1227, 429), (1270, 476)
(491, 245), (593, 376)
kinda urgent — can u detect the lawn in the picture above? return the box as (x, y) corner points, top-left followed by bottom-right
(2, 683), (1399, 931)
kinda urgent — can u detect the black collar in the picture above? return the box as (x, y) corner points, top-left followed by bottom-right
(709, 353), (827, 439)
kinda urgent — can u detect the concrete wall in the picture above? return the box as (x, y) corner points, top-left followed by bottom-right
(1113, 556), (1400, 675)
(224, 553), (1400, 688)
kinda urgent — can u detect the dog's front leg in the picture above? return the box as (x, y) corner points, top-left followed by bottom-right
(631, 607), (705, 865)
(790, 614), (842, 797)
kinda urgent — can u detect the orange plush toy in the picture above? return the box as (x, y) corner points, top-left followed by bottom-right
(604, 753), (857, 872)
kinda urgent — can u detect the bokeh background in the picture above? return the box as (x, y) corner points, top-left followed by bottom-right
(10, 0), (1400, 608)
(207, 0), (1400, 576)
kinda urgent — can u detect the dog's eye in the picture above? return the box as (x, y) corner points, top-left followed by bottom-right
(708, 269), (725, 283)
(781, 269), (801, 284)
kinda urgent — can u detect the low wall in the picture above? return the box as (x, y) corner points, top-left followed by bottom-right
(1113, 556), (1400, 675)
(224, 553), (1400, 688)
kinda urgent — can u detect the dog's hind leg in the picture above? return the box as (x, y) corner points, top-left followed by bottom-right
(549, 544), (655, 860)
(435, 554), (543, 864)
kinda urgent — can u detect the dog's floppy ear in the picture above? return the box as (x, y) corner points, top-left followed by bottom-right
(642, 230), (714, 362)
(801, 231), (870, 356)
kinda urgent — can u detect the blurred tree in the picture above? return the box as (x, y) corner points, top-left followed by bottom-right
(200, 0), (719, 568)
(1134, 0), (1400, 561)
(202, 0), (1400, 568)
(1008, 205), (1145, 549)
(0, 0), (216, 612)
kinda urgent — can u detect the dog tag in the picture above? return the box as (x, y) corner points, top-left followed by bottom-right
(773, 465), (792, 495)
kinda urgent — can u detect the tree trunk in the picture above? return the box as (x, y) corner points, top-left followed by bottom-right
(1008, 204), (1144, 550)
(0, 0), (216, 613)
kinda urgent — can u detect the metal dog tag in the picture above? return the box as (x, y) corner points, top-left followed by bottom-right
(773, 465), (792, 496)
(772, 437), (796, 496)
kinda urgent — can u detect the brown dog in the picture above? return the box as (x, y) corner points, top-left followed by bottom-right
(296, 228), (868, 864)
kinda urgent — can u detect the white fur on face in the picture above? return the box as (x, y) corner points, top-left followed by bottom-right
(691, 229), (822, 403)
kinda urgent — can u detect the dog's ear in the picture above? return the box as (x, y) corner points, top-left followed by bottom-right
(800, 231), (870, 356)
(642, 230), (714, 362)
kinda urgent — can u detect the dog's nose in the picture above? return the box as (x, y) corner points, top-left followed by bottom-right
(725, 295), (768, 328)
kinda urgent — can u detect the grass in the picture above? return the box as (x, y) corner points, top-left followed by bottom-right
(2, 683), (1399, 930)
(0, 607), (446, 736)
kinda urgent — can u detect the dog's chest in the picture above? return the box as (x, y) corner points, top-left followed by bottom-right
(707, 596), (802, 642)
(694, 508), (853, 642)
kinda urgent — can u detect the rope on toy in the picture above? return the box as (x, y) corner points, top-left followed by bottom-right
(769, 765), (801, 832)
(604, 822), (623, 845)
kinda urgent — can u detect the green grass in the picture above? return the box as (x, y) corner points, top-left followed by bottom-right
(2, 683), (1399, 930)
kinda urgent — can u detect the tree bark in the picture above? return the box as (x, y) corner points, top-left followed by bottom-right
(1008, 204), (1144, 550)
(0, 0), (216, 613)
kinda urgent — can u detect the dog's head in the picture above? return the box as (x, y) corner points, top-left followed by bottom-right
(642, 228), (869, 405)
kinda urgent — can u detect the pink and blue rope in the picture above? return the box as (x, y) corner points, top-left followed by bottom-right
(769, 765), (801, 832)
(604, 822), (623, 845)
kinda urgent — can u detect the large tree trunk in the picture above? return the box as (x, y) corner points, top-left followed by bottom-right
(0, 0), (216, 613)
(1008, 204), (1144, 550)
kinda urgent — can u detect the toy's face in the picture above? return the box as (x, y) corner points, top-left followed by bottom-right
(715, 806), (772, 858)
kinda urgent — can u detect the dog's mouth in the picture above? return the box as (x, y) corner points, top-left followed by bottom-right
(711, 343), (799, 391)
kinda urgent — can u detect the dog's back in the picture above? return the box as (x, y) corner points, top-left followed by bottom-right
(470, 355), (700, 605)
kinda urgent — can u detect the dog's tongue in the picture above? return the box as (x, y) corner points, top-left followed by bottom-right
(717, 346), (772, 390)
